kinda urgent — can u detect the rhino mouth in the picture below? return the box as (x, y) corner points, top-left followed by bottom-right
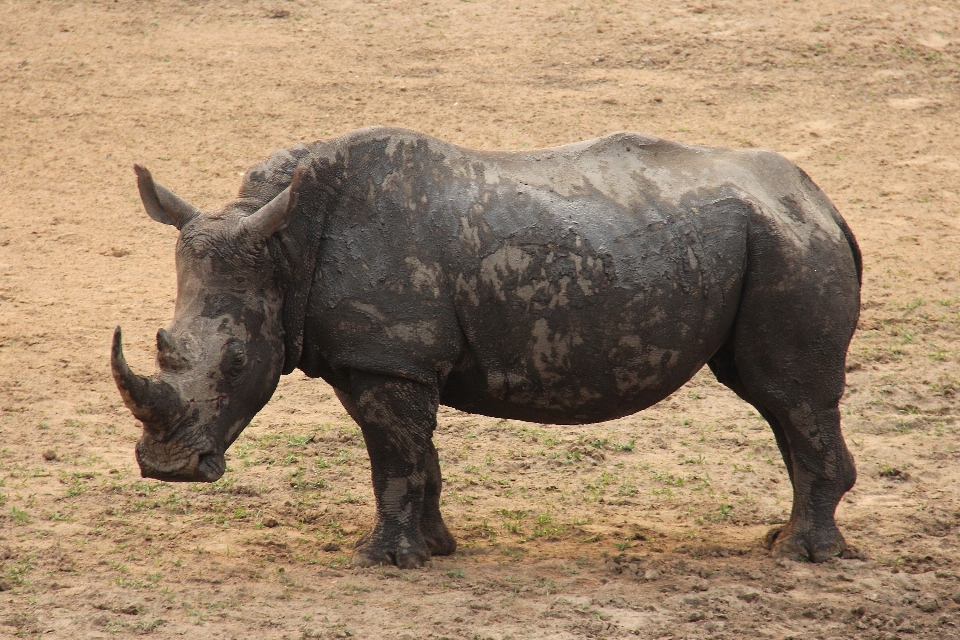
(135, 441), (225, 483)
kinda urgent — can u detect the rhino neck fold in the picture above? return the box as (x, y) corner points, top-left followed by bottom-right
(269, 174), (335, 375)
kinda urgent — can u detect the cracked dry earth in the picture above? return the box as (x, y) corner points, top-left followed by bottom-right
(1, 0), (960, 638)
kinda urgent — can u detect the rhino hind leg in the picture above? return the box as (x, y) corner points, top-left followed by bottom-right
(709, 236), (861, 562)
(335, 376), (454, 569)
(709, 346), (852, 561)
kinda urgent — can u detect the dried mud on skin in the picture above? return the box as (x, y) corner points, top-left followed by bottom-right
(1, 0), (959, 638)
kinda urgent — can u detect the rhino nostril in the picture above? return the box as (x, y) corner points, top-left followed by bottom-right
(197, 451), (225, 481)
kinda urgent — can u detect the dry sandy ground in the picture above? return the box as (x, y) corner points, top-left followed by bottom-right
(1, 0), (960, 638)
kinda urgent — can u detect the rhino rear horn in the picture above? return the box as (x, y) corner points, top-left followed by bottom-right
(134, 164), (200, 229)
(237, 165), (306, 242)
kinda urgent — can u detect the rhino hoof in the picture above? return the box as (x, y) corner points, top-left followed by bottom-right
(350, 547), (393, 568)
(351, 530), (432, 569)
(351, 546), (430, 569)
(421, 520), (457, 557)
(764, 523), (848, 563)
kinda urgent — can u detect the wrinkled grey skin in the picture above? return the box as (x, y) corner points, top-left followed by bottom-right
(113, 127), (862, 568)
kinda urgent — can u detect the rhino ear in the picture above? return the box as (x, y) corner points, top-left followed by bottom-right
(134, 164), (200, 229)
(237, 166), (306, 242)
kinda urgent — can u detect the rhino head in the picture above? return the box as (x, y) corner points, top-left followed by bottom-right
(112, 164), (307, 482)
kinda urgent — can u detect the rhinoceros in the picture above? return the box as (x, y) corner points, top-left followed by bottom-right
(112, 126), (862, 567)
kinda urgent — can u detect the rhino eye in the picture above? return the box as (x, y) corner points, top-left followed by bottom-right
(221, 340), (247, 378)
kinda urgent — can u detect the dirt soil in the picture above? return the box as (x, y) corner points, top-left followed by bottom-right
(1, 0), (960, 638)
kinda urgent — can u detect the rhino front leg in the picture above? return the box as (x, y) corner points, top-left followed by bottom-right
(335, 374), (453, 569)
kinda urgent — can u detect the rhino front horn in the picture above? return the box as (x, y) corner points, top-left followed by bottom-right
(111, 326), (183, 430)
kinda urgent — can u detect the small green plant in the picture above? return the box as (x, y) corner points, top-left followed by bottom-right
(496, 508), (528, 535)
(703, 504), (733, 522)
(4, 553), (35, 586)
(520, 512), (566, 542)
(285, 435), (311, 447)
(107, 560), (128, 573)
(340, 582), (371, 595)
(335, 491), (366, 504)
(11, 506), (30, 525)
(617, 484), (638, 496)
(66, 481), (87, 497)
(587, 437), (608, 449)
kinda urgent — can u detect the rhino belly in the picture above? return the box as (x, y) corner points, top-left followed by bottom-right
(442, 307), (721, 424)
(442, 239), (744, 424)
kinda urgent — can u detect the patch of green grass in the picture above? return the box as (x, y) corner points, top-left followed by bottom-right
(519, 513), (566, 542)
(894, 418), (912, 434)
(286, 435), (311, 447)
(340, 582), (371, 595)
(334, 491), (366, 504)
(116, 571), (162, 589)
(3, 552), (35, 586)
(586, 436), (609, 449)
(617, 484), (638, 496)
(701, 504), (733, 523)
(289, 468), (326, 491)
(66, 480), (88, 497)
(652, 471), (685, 486)
(11, 505), (30, 525)
(136, 618), (164, 633)
(474, 518), (497, 540)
